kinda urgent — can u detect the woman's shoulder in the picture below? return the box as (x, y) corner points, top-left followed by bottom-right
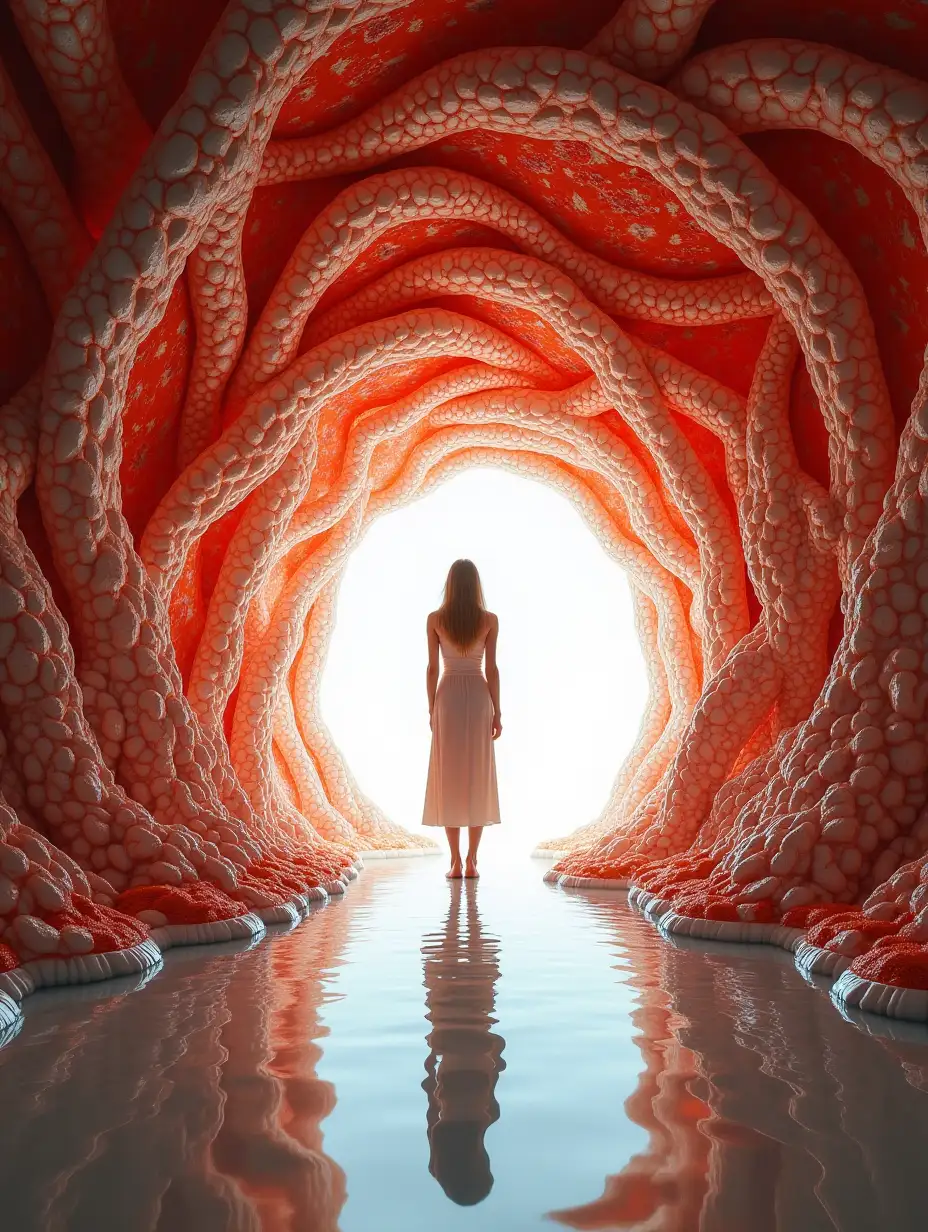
(485, 611), (498, 629)
(427, 609), (441, 628)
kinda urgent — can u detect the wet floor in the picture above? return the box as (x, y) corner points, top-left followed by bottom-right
(1, 854), (928, 1231)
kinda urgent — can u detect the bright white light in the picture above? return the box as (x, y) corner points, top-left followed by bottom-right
(320, 468), (648, 853)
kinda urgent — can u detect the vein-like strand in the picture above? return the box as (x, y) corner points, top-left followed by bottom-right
(675, 40), (928, 245)
(142, 309), (560, 598)
(176, 190), (251, 468)
(738, 316), (840, 723)
(8, 0), (151, 235)
(231, 500), (367, 818)
(272, 684), (358, 846)
(234, 165), (771, 400)
(187, 359), (533, 730)
(0, 60), (90, 312)
(30, 2), (414, 923)
(636, 340), (748, 506)
(657, 319), (838, 854)
(258, 45), (894, 569)
(560, 314), (841, 882)
(290, 246), (745, 672)
(187, 421), (318, 740)
(586, 0), (717, 82)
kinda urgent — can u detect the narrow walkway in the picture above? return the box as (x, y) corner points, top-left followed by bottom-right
(1, 856), (927, 1230)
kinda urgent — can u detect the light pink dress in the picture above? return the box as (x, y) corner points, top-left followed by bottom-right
(422, 624), (501, 829)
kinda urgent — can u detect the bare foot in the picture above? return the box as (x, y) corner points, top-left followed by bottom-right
(446, 864), (463, 879)
(464, 860), (479, 879)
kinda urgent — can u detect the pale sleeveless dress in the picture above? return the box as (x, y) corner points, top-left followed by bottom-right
(422, 624), (501, 829)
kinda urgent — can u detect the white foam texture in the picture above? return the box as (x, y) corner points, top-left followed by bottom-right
(832, 970), (928, 1023)
(547, 872), (926, 1028)
(0, 886), (357, 1052)
(0, 989), (22, 1046)
(149, 912), (266, 949)
(0, 940), (163, 1005)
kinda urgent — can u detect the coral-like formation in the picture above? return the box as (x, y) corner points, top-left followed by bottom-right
(2, 0), (928, 1029)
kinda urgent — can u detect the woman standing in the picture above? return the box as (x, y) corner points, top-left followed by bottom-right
(422, 559), (501, 878)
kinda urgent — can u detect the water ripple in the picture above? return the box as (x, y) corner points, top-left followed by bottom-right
(0, 857), (927, 1230)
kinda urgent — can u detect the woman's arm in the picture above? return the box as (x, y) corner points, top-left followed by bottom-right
(485, 614), (502, 739)
(426, 612), (440, 726)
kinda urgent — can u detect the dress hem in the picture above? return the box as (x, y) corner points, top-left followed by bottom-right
(422, 819), (501, 828)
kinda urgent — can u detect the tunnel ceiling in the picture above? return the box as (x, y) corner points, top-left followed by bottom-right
(3, 0), (928, 1032)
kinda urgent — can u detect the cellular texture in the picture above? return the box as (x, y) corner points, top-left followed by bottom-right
(2, 0), (928, 1029)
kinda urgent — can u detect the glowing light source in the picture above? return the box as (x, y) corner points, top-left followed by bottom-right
(321, 469), (648, 851)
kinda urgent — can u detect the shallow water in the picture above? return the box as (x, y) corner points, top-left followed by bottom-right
(1, 855), (928, 1231)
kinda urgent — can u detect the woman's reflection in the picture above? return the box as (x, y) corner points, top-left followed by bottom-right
(421, 878), (506, 1207)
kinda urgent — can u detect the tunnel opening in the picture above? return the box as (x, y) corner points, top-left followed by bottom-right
(319, 466), (649, 854)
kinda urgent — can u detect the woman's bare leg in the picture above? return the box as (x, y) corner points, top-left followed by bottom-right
(445, 827), (462, 878)
(465, 827), (483, 878)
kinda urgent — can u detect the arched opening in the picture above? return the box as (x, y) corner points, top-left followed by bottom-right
(320, 467), (648, 853)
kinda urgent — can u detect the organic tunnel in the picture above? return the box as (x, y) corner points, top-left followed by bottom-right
(2, 0), (928, 1042)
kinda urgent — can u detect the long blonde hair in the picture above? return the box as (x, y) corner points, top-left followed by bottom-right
(438, 559), (487, 650)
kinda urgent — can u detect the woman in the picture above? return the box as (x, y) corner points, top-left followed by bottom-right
(422, 559), (501, 878)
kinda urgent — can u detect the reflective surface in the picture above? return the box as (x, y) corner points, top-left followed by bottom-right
(1, 856), (928, 1230)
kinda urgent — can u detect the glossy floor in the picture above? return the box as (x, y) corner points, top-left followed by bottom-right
(2, 854), (928, 1231)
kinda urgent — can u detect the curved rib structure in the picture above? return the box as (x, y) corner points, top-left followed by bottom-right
(2, 0), (928, 1041)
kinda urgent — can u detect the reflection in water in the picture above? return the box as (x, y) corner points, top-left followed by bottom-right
(550, 892), (928, 1232)
(2, 861), (928, 1229)
(548, 910), (713, 1231)
(208, 909), (349, 1232)
(421, 880), (506, 1207)
(0, 887), (360, 1232)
